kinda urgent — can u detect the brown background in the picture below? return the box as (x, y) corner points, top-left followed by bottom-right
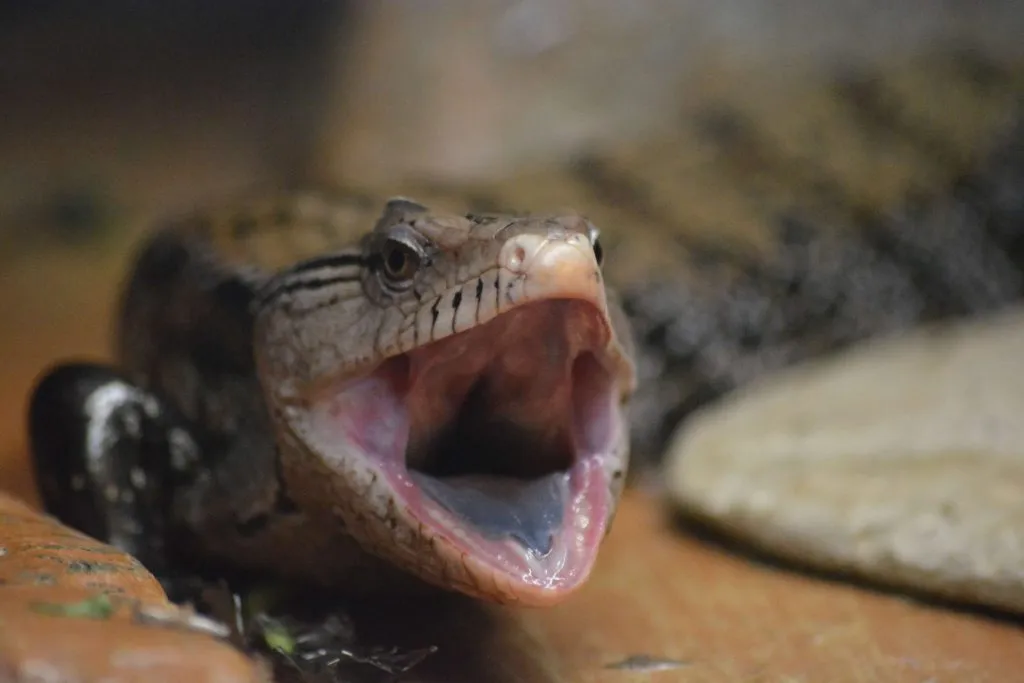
(3, 3), (1024, 681)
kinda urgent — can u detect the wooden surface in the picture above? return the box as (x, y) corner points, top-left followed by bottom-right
(2, 244), (1024, 683)
(0, 492), (269, 683)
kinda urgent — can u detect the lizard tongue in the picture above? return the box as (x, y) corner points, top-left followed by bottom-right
(409, 471), (568, 556)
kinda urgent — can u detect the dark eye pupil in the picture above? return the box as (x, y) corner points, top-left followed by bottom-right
(592, 237), (604, 265)
(381, 240), (421, 281)
(386, 247), (407, 274)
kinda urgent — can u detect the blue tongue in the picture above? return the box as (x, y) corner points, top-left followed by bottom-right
(410, 471), (568, 556)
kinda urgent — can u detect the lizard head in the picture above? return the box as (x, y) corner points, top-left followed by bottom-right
(253, 198), (636, 606)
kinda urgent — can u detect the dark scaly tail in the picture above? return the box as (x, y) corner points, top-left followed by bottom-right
(622, 116), (1024, 465)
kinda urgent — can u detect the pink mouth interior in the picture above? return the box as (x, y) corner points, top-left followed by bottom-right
(313, 299), (623, 596)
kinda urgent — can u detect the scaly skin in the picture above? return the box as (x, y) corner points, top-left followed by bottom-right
(30, 196), (636, 606)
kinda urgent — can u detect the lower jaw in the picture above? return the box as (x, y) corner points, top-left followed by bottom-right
(395, 454), (615, 605)
(301, 369), (619, 604)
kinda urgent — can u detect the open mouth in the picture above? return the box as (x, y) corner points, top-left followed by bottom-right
(306, 297), (626, 602)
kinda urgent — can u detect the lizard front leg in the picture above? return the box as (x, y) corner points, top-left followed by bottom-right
(27, 362), (204, 580)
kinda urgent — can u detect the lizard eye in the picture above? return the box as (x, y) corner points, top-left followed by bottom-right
(381, 239), (421, 281)
(590, 233), (604, 266)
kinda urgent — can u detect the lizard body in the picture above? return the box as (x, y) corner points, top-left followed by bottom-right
(30, 196), (634, 606)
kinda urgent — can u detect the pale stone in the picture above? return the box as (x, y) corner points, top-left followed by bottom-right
(664, 306), (1024, 613)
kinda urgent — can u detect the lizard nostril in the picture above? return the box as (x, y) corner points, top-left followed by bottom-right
(501, 235), (546, 274)
(508, 245), (527, 270)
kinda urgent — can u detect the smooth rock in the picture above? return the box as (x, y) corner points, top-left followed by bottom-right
(665, 306), (1024, 613)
